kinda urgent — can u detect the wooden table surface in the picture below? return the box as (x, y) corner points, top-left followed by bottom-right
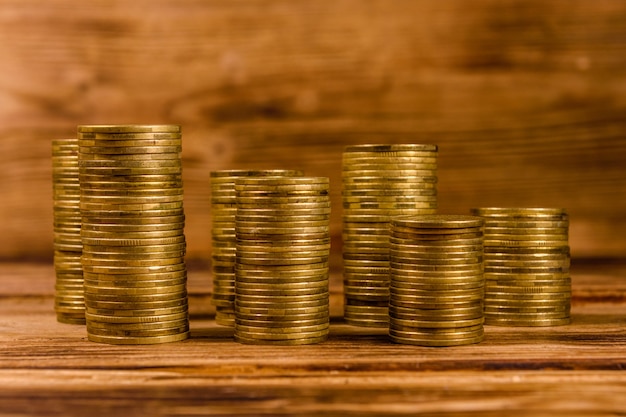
(1, 261), (625, 416)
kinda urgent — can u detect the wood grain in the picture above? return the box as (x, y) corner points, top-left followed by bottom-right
(1, 261), (626, 416)
(0, 0), (625, 261)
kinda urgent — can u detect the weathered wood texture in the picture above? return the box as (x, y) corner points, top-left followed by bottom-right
(1, 0), (625, 261)
(0, 262), (625, 416)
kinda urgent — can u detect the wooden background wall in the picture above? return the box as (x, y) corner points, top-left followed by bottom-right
(1, 0), (625, 264)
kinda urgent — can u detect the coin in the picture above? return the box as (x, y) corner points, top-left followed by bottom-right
(87, 332), (189, 345)
(78, 124), (181, 133)
(484, 317), (570, 327)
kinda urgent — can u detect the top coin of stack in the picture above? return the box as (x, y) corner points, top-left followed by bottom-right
(470, 207), (571, 327)
(52, 138), (85, 324)
(234, 176), (331, 345)
(210, 169), (303, 327)
(389, 215), (485, 347)
(342, 144), (438, 327)
(78, 124), (189, 345)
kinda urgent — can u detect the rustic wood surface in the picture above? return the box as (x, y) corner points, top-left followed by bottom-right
(0, 0), (625, 262)
(0, 261), (625, 416)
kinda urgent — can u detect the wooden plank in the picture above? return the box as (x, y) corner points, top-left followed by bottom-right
(0, 302), (625, 415)
(0, 262), (625, 415)
(0, 0), (625, 261)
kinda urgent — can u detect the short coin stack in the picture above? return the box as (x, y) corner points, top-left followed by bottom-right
(234, 177), (331, 345)
(78, 124), (189, 344)
(342, 144), (438, 327)
(52, 138), (85, 324)
(210, 169), (303, 326)
(470, 207), (571, 326)
(389, 215), (485, 347)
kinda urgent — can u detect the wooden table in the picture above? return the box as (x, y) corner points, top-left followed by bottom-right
(1, 261), (625, 416)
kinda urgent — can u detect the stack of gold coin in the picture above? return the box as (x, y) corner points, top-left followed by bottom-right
(77, 124), (189, 344)
(470, 208), (570, 326)
(388, 215), (485, 346)
(52, 138), (85, 324)
(233, 177), (331, 345)
(210, 169), (303, 326)
(342, 144), (438, 327)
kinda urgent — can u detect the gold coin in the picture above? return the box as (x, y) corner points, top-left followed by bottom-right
(80, 233), (185, 245)
(235, 285), (327, 296)
(484, 317), (570, 327)
(82, 219), (185, 230)
(235, 324), (329, 337)
(234, 334), (326, 345)
(389, 304), (482, 318)
(235, 219), (329, 229)
(235, 300), (328, 311)
(79, 174), (182, 184)
(390, 316), (483, 328)
(342, 154), (438, 163)
(79, 152), (182, 161)
(82, 250), (184, 261)
(390, 261), (482, 272)
(344, 144), (437, 153)
(80, 230), (184, 240)
(483, 305), (569, 313)
(85, 278), (191, 291)
(78, 132), (182, 141)
(342, 161), (437, 169)
(78, 124), (181, 133)
(87, 331), (189, 345)
(235, 186), (329, 195)
(80, 187), (183, 196)
(235, 176), (328, 187)
(83, 241), (185, 253)
(86, 319), (188, 332)
(484, 290), (570, 300)
(391, 279), (483, 291)
(480, 219), (569, 229)
(236, 309), (328, 321)
(210, 169), (303, 178)
(84, 296), (187, 311)
(235, 292), (328, 303)
(343, 167), (437, 176)
(234, 305), (329, 316)
(80, 200), (184, 212)
(390, 288), (483, 301)
(234, 327), (328, 340)
(391, 297), (482, 309)
(79, 158), (182, 169)
(79, 139), (181, 148)
(85, 291), (187, 305)
(486, 278), (571, 287)
(471, 207), (567, 218)
(80, 194), (184, 204)
(82, 263), (186, 276)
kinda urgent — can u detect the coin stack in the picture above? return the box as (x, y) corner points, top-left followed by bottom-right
(470, 207), (571, 326)
(78, 124), (189, 344)
(234, 176), (331, 345)
(210, 169), (303, 326)
(388, 215), (485, 346)
(342, 144), (438, 327)
(52, 138), (85, 324)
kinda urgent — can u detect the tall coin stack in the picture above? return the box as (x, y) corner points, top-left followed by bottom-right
(234, 177), (331, 345)
(389, 215), (485, 346)
(470, 207), (571, 326)
(78, 124), (189, 344)
(210, 169), (303, 326)
(342, 144), (438, 327)
(52, 138), (85, 324)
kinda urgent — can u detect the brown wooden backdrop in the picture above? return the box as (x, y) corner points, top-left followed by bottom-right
(1, 0), (625, 263)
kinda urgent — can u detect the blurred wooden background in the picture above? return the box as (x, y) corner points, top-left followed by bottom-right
(1, 0), (625, 264)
